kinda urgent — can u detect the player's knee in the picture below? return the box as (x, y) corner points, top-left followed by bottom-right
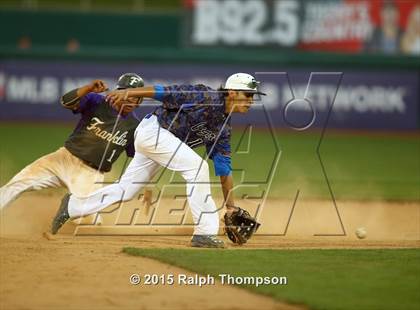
(182, 159), (209, 183)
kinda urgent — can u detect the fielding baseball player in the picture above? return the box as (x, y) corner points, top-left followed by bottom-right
(0, 73), (144, 215)
(52, 73), (263, 247)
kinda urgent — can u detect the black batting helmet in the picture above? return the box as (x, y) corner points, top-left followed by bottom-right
(116, 73), (144, 89)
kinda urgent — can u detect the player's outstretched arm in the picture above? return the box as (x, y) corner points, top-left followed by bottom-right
(220, 174), (261, 244)
(61, 79), (108, 110)
(105, 86), (156, 110)
(220, 175), (237, 213)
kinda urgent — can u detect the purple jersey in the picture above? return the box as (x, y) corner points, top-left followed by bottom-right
(64, 93), (139, 172)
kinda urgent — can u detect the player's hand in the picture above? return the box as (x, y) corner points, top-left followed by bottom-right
(223, 207), (260, 245)
(89, 80), (109, 93)
(226, 205), (239, 215)
(106, 90), (129, 109)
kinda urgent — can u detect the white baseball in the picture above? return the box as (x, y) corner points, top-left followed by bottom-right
(355, 227), (367, 239)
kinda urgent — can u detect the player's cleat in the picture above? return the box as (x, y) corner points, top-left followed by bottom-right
(190, 235), (225, 248)
(51, 193), (71, 235)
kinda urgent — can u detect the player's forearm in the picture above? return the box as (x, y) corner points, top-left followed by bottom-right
(123, 86), (156, 99)
(61, 88), (81, 109)
(220, 175), (235, 210)
(61, 85), (92, 109)
(76, 84), (94, 98)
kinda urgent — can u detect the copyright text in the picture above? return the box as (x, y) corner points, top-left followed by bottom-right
(129, 273), (287, 287)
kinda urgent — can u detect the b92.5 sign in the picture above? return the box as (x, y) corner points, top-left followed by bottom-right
(190, 0), (300, 46)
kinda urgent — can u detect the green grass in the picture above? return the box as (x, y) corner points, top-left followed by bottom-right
(1, 123), (419, 200)
(123, 248), (420, 310)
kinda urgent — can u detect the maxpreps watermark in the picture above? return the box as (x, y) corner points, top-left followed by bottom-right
(129, 273), (287, 287)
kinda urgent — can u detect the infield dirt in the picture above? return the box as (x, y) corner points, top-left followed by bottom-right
(0, 193), (419, 310)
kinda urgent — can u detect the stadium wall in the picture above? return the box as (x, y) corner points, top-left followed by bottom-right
(0, 9), (418, 130)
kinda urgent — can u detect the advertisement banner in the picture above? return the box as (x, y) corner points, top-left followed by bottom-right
(0, 60), (418, 130)
(185, 0), (420, 56)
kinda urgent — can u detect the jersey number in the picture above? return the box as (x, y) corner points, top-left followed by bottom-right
(107, 149), (116, 162)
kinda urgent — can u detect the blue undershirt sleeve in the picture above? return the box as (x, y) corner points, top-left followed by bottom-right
(212, 153), (232, 176)
(153, 85), (165, 102)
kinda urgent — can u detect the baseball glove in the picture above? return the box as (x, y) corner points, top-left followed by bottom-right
(223, 207), (261, 245)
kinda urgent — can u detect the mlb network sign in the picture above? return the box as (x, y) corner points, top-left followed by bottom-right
(0, 60), (418, 129)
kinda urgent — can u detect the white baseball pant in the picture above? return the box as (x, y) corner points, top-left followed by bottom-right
(68, 115), (220, 235)
(0, 147), (104, 209)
